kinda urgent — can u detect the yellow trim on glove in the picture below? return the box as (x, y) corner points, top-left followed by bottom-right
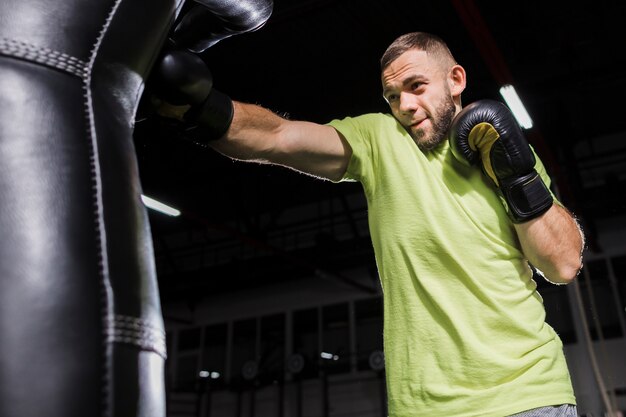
(468, 122), (500, 186)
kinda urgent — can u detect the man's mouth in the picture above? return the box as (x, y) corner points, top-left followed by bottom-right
(411, 118), (427, 128)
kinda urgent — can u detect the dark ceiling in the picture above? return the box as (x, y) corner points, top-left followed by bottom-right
(133, 0), (626, 308)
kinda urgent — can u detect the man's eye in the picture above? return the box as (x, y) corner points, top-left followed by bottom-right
(411, 82), (422, 90)
(387, 94), (399, 102)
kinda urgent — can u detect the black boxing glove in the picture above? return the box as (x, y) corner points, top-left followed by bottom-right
(448, 99), (553, 223)
(150, 48), (233, 142)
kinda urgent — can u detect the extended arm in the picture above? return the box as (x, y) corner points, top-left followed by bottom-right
(150, 49), (351, 181)
(154, 91), (351, 181)
(210, 101), (352, 181)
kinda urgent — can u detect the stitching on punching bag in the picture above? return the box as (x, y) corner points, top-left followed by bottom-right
(83, 0), (126, 415)
(106, 315), (168, 359)
(0, 37), (87, 78)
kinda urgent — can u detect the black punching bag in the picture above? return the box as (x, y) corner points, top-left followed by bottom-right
(0, 0), (181, 415)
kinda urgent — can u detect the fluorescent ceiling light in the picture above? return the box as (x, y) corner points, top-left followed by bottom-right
(499, 84), (533, 129)
(141, 195), (181, 217)
(198, 370), (220, 379)
(320, 352), (339, 360)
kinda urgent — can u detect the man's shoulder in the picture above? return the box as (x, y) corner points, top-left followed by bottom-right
(329, 111), (393, 121)
(326, 112), (398, 132)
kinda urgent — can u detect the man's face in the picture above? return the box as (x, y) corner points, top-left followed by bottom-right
(382, 49), (457, 152)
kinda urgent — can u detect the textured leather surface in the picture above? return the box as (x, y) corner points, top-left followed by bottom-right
(0, 0), (272, 414)
(174, 0), (274, 52)
(0, 0), (178, 415)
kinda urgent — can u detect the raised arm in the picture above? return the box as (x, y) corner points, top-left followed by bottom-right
(448, 100), (584, 284)
(513, 204), (584, 284)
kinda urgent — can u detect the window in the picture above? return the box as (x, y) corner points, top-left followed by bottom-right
(176, 327), (201, 390)
(259, 313), (286, 384)
(321, 303), (351, 375)
(178, 327), (201, 351)
(293, 308), (319, 379)
(581, 259), (623, 339)
(231, 318), (257, 384)
(541, 286), (577, 344)
(176, 355), (200, 391)
(355, 297), (384, 370)
(201, 323), (227, 389)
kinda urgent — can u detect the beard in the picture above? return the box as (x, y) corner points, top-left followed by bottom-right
(411, 94), (457, 152)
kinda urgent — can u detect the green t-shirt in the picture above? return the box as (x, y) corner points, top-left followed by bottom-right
(327, 113), (575, 417)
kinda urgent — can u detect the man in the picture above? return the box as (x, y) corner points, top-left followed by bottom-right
(160, 31), (584, 416)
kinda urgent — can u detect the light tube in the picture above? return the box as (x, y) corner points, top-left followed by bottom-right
(141, 195), (181, 217)
(499, 84), (533, 129)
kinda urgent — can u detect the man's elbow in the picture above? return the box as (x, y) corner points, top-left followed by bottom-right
(557, 267), (581, 285)
(552, 257), (583, 285)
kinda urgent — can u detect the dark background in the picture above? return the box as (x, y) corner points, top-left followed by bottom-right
(133, 0), (626, 308)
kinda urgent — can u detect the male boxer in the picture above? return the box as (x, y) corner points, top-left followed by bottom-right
(160, 32), (584, 416)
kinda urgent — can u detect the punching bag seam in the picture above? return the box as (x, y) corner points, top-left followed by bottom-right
(82, 0), (126, 415)
(105, 314), (168, 359)
(0, 37), (87, 78)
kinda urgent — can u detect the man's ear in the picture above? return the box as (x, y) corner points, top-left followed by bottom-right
(449, 65), (466, 97)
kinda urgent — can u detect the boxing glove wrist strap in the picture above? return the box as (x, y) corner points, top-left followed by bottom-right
(499, 171), (554, 223)
(184, 88), (234, 142)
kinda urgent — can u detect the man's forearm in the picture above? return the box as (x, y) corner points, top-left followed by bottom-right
(209, 101), (285, 162)
(514, 204), (584, 284)
(209, 101), (351, 181)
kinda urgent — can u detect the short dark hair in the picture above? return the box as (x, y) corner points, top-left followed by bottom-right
(380, 32), (457, 71)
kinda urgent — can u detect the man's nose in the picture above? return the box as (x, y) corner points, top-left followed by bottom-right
(399, 91), (418, 113)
